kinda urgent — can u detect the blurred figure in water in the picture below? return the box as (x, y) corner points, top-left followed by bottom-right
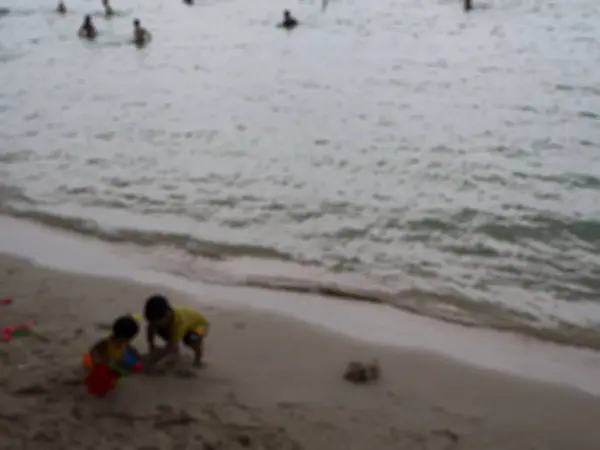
(56, 1), (67, 14)
(102, 0), (114, 17)
(278, 10), (298, 30)
(78, 14), (97, 39)
(132, 18), (151, 46)
(183, 0), (194, 5)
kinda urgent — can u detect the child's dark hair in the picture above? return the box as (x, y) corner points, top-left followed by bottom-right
(112, 315), (139, 339)
(144, 294), (172, 321)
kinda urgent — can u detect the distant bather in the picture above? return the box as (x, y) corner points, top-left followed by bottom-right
(132, 18), (151, 46)
(78, 15), (97, 40)
(57, 1), (67, 14)
(278, 10), (298, 30)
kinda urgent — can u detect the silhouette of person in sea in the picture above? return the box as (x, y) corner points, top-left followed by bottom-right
(132, 18), (151, 46)
(56, 1), (67, 14)
(183, 0), (194, 5)
(78, 15), (97, 39)
(278, 10), (298, 30)
(102, 0), (114, 17)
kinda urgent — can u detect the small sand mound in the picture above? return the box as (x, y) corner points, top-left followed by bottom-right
(343, 359), (380, 384)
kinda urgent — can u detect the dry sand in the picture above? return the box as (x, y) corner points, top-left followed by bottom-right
(1, 253), (600, 450)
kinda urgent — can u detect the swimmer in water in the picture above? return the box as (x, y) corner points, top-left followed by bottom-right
(278, 10), (298, 30)
(56, 1), (67, 14)
(132, 18), (151, 46)
(78, 15), (97, 39)
(102, 0), (114, 17)
(183, 0), (194, 5)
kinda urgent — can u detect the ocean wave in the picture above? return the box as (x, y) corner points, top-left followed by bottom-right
(0, 204), (293, 261)
(2, 202), (600, 352)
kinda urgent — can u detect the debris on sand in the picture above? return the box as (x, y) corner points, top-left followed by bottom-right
(343, 359), (381, 384)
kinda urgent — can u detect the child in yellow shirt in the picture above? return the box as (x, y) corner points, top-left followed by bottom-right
(144, 295), (209, 367)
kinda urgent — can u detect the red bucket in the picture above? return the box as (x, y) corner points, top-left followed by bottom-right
(85, 363), (121, 397)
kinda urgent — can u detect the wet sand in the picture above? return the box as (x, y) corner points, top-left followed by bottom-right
(1, 253), (600, 450)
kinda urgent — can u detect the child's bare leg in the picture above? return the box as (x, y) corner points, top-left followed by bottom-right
(191, 339), (204, 367)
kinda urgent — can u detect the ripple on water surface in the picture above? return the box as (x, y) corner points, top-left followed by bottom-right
(1, 0), (600, 348)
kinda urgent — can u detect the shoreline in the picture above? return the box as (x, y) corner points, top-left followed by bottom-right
(3, 204), (600, 352)
(2, 253), (600, 448)
(1, 214), (600, 396)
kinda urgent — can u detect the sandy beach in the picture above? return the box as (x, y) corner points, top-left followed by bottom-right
(0, 253), (599, 450)
(2, 0), (600, 447)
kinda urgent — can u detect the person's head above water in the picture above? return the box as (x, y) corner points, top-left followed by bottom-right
(78, 14), (97, 38)
(280, 9), (298, 28)
(131, 18), (151, 45)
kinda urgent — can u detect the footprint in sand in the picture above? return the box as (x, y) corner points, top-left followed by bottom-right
(94, 322), (112, 331)
(12, 383), (48, 396)
(174, 367), (197, 379)
(389, 428), (460, 450)
(428, 429), (460, 450)
(236, 434), (252, 447)
(153, 409), (196, 429)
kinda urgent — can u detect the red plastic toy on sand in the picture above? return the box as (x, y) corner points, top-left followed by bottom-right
(84, 349), (143, 397)
(85, 364), (121, 397)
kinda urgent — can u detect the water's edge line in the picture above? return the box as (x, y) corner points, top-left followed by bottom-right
(1, 207), (600, 353)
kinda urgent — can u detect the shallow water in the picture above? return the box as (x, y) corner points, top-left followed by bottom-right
(1, 0), (600, 347)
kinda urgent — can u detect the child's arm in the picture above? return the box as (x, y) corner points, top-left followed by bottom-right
(126, 344), (142, 360)
(146, 323), (157, 352)
(89, 339), (111, 365)
(145, 338), (179, 367)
